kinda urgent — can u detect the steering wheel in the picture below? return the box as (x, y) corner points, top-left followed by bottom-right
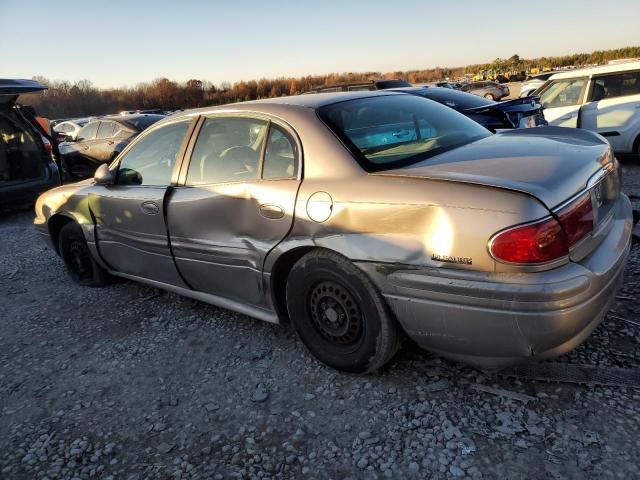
(220, 146), (258, 175)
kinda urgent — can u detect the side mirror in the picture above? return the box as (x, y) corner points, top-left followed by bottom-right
(94, 163), (115, 185)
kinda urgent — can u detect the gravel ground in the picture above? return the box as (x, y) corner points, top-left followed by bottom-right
(1, 162), (639, 480)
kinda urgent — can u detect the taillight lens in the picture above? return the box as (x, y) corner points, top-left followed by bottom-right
(555, 192), (593, 246)
(490, 192), (594, 265)
(490, 217), (568, 264)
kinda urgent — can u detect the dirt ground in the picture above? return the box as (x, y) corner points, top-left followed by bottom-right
(1, 162), (639, 480)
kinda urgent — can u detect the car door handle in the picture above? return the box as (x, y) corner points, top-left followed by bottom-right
(107, 141), (114, 146)
(82, 146), (90, 150)
(259, 203), (284, 219)
(559, 115), (573, 121)
(140, 201), (160, 215)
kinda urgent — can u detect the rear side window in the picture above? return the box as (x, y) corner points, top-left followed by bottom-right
(76, 122), (99, 141)
(262, 126), (297, 179)
(318, 95), (490, 170)
(590, 71), (640, 101)
(116, 120), (190, 186)
(186, 117), (268, 185)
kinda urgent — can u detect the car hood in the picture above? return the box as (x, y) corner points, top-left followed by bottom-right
(374, 127), (612, 209)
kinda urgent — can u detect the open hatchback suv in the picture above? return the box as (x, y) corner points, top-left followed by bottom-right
(1, 79), (61, 211)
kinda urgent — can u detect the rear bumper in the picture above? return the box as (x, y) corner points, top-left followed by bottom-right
(0, 166), (60, 212)
(358, 194), (633, 368)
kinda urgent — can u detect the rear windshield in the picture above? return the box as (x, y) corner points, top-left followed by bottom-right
(419, 88), (494, 110)
(318, 95), (490, 171)
(123, 115), (165, 131)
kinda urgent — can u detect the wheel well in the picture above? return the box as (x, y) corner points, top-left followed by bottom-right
(48, 214), (74, 255)
(633, 133), (640, 154)
(269, 246), (316, 325)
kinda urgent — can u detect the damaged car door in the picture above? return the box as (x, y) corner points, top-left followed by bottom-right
(167, 115), (301, 307)
(88, 118), (193, 286)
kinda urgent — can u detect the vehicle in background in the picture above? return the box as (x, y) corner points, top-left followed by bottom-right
(536, 61), (640, 155)
(390, 86), (546, 131)
(59, 114), (164, 179)
(460, 81), (510, 101)
(36, 92), (632, 373)
(520, 72), (555, 97)
(303, 79), (411, 93)
(434, 81), (463, 89)
(0, 79), (61, 211)
(53, 118), (90, 142)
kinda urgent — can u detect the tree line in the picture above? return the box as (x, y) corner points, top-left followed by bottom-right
(21, 46), (640, 120)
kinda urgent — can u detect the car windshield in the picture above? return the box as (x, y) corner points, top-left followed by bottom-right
(318, 95), (490, 170)
(123, 115), (165, 131)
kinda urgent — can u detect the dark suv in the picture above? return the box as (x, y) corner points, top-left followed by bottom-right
(304, 79), (411, 94)
(1, 79), (61, 211)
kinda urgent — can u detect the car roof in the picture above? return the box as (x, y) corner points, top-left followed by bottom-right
(549, 60), (640, 80)
(175, 91), (406, 119)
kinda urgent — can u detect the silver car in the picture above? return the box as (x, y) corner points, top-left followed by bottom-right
(34, 92), (633, 373)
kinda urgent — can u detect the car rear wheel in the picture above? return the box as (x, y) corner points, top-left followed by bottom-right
(484, 93), (495, 100)
(58, 222), (110, 287)
(285, 249), (402, 373)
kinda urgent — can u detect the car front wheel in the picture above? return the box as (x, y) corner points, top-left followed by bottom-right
(484, 93), (495, 100)
(58, 222), (110, 287)
(285, 249), (401, 373)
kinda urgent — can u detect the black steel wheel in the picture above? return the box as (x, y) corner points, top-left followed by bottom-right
(286, 249), (402, 373)
(58, 222), (110, 287)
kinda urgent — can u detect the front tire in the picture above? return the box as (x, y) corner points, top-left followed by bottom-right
(286, 249), (401, 373)
(58, 222), (110, 287)
(484, 93), (495, 100)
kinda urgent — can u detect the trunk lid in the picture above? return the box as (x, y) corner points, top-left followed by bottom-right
(0, 79), (48, 97)
(374, 126), (613, 209)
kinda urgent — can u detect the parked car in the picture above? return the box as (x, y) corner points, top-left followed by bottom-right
(535, 61), (640, 155)
(35, 92), (633, 373)
(1, 79), (61, 211)
(59, 113), (165, 179)
(460, 81), (510, 100)
(520, 72), (555, 97)
(52, 118), (90, 142)
(389, 86), (547, 131)
(304, 79), (411, 93)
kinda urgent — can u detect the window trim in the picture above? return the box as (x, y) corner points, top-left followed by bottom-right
(177, 112), (303, 187)
(105, 117), (197, 188)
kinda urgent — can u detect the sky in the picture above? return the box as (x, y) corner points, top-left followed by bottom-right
(2, 0), (639, 88)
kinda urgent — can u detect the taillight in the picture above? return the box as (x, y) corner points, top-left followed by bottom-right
(555, 192), (593, 246)
(490, 192), (594, 265)
(489, 217), (568, 264)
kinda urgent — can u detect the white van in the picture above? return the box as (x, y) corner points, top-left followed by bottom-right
(536, 61), (640, 155)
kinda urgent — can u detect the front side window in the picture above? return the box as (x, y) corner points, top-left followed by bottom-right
(116, 120), (190, 186)
(186, 117), (268, 185)
(262, 126), (297, 179)
(539, 78), (585, 108)
(97, 121), (116, 139)
(76, 122), (99, 142)
(318, 95), (490, 170)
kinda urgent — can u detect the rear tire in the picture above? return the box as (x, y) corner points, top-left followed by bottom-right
(58, 222), (110, 287)
(484, 93), (495, 100)
(285, 249), (402, 373)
